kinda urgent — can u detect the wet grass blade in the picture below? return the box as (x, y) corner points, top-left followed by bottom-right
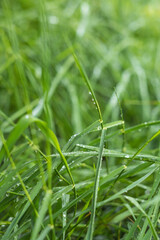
(73, 52), (103, 129)
(125, 196), (159, 240)
(31, 190), (53, 240)
(85, 129), (106, 239)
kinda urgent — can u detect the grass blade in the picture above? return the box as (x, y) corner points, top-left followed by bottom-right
(73, 52), (103, 129)
(31, 190), (52, 240)
(125, 196), (159, 240)
(85, 129), (106, 239)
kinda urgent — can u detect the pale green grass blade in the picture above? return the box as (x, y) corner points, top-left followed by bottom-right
(85, 129), (106, 239)
(125, 196), (159, 240)
(124, 214), (142, 240)
(137, 170), (160, 239)
(48, 56), (74, 101)
(62, 194), (70, 240)
(30, 190), (52, 240)
(110, 194), (160, 224)
(37, 225), (52, 240)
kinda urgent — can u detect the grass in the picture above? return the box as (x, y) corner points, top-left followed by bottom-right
(0, 0), (160, 239)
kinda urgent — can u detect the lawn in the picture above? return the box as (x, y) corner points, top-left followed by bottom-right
(0, 0), (160, 239)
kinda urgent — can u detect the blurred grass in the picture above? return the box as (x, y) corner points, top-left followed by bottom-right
(0, 0), (160, 239)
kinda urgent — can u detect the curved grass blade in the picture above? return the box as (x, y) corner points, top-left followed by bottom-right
(0, 115), (32, 164)
(33, 118), (76, 200)
(0, 129), (38, 217)
(0, 115), (76, 198)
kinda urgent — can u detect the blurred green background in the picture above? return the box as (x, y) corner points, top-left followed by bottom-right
(1, 0), (160, 134)
(1, 0), (160, 159)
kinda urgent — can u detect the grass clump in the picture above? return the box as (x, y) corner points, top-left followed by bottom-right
(0, 0), (160, 239)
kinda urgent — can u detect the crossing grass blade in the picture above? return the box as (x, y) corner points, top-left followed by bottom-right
(125, 196), (159, 240)
(128, 129), (160, 165)
(37, 225), (52, 240)
(0, 115), (76, 196)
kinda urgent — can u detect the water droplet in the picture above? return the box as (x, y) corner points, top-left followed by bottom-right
(81, 2), (90, 16)
(35, 66), (42, 78)
(89, 91), (91, 95)
(125, 155), (130, 159)
(60, 166), (65, 172)
(48, 16), (59, 25)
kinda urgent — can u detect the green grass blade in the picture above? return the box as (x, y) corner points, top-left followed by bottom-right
(85, 129), (106, 239)
(2, 180), (43, 240)
(128, 129), (160, 165)
(31, 190), (52, 240)
(97, 166), (156, 207)
(37, 225), (52, 240)
(125, 196), (159, 240)
(73, 52), (103, 128)
(63, 120), (100, 152)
